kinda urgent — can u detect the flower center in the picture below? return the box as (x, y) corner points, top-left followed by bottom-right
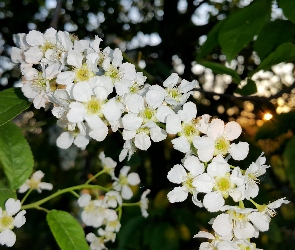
(168, 88), (181, 101)
(182, 173), (195, 193)
(28, 178), (40, 189)
(105, 65), (121, 82)
(41, 41), (55, 53)
(214, 137), (230, 155)
(84, 201), (96, 212)
(75, 64), (95, 82)
(214, 173), (233, 198)
(85, 97), (102, 116)
(0, 211), (14, 231)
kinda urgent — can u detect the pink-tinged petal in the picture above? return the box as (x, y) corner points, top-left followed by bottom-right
(212, 213), (232, 236)
(167, 164), (187, 184)
(224, 121), (242, 141)
(56, 132), (74, 149)
(167, 186), (188, 203)
(207, 118), (224, 139)
(203, 192), (225, 212)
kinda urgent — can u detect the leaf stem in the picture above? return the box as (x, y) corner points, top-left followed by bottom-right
(85, 169), (107, 184)
(21, 184), (110, 210)
(21, 188), (33, 205)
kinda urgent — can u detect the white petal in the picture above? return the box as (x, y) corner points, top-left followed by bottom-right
(193, 173), (214, 193)
(166, 114), (182, 134)
(207, 119), (224, 139)
(102, 98), (123, 122)
(74, 134), (89, 149)
(156, 105), (174, 123)
(193, 137), (215, 162)
(121, 185), (133, 200)
(13, 210), (26, 228)
(183, 155), (204, 176)
(24, 46), (43, 64)
(224, 121), (242, 141)
(26, 30), (45, 46)
(163, 73), (179, 88)
(39, 182), (53, 191)
(193, 231), (214, 239)
(124, 94), (144, 113)
(134, 133), (151, 150)
(167, 186), (188, 203)
(122, 114), (143, 131)
(72, 82), (92, 102)
(207, 155), (230, 177)
(127, 173), (140, 185)
(56, 132), (74, 149)
(167, 164), (187, 184)
(203, 192), (225, 212)
(5, 198), (21, 215)
(145, 85), (166, 108)
(171, 136), (190, 153)
(248, 212), (269, 232)
(67, 49), (83, 68)
(229, 142), (249, 160)
(178, 102), (197, 122)
(78, 194), (91, 207)
(212, 213), (232, 236)
(150, 126), (167, 142)
(0, 229), (16, 247)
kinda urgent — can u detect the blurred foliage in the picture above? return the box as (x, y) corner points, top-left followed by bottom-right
(0, 0), (295, 249)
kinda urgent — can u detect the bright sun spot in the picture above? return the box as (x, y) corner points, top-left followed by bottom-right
(263, 113), (273, 121)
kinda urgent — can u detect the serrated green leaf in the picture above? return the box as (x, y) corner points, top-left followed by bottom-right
(277, 0), (295, 25)
(0, 121), (33, 190)
(0, 88), (31, 126)
(255, 110), (295, 140)
(235, 78), (257, 95)
(254, 20), (295, 60)
(283, 136), (295, 190)
(218, 0), (271, 62)
(0, 181), (16, 209)
(47, 210), (89, 250)
(253, 43), (295, 73)
(199, 61), (241, 84)
(197, 19), (226, 60)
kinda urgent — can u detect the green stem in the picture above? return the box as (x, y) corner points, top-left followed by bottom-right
(36, 206), (49, 213)
(21, 184), (109, 210)
(86, 169), (107, 184)
(21, 188), (33, 205)
(122, 202), (140, 207)
(70, 190), (80, 198)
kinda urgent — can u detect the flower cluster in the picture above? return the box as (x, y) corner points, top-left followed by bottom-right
(11, 28), (195, 159)
(11, 28), (289, 250)
(78, 152), (150, 249)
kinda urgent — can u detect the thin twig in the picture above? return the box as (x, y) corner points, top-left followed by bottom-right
(50, 0), (62, 29)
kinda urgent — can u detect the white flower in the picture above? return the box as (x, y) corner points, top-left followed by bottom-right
(193, 119), (247, 162)
(86, 233), (107, 250)
(0, 199), (26, 247)
(167, 155), (204, 203)
(99, 152), (117, 177)
(18, 170), (53, 193)
(140, 189), (151, 218)
(248, 198), (290, 232)
(113, 166), (140, 200)
(104, 191), (122, 208)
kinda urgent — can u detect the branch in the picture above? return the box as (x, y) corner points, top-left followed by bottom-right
(50, 0), (62, 29)
(194, 81), (295, 102)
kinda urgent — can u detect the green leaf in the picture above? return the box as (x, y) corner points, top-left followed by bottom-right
(0, 181), (16, 209)
(277, 0), (295, 25)
(0, 121), (33, 190)
(254, 43), (295, 73)
(283, 136), (295, 190)
(197, 19), (226, 60)
(0, 88), (31, 126)
(255, 110), (295, 140)
(47, 210), (89, 250)
(235, 78), (257, 95)
(199, 61), (241, 84)
(218, 0), (271, 62)
(254, 20), (295, 60)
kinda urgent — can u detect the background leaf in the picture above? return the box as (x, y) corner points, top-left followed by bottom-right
(0, 121), (33, 190)
(254, 20), (295, 60)
(283, 136), (295, 190)
(0, 88), (31, 126)
(277, 0), (295, 25)
(254, 43), (295, 73)
(47, 210), (89, 250)
(218, 0), (271, 61)
(235, 78), (257, 95)
(0, 181), (16, 209)
(198, 61), (241, 84)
